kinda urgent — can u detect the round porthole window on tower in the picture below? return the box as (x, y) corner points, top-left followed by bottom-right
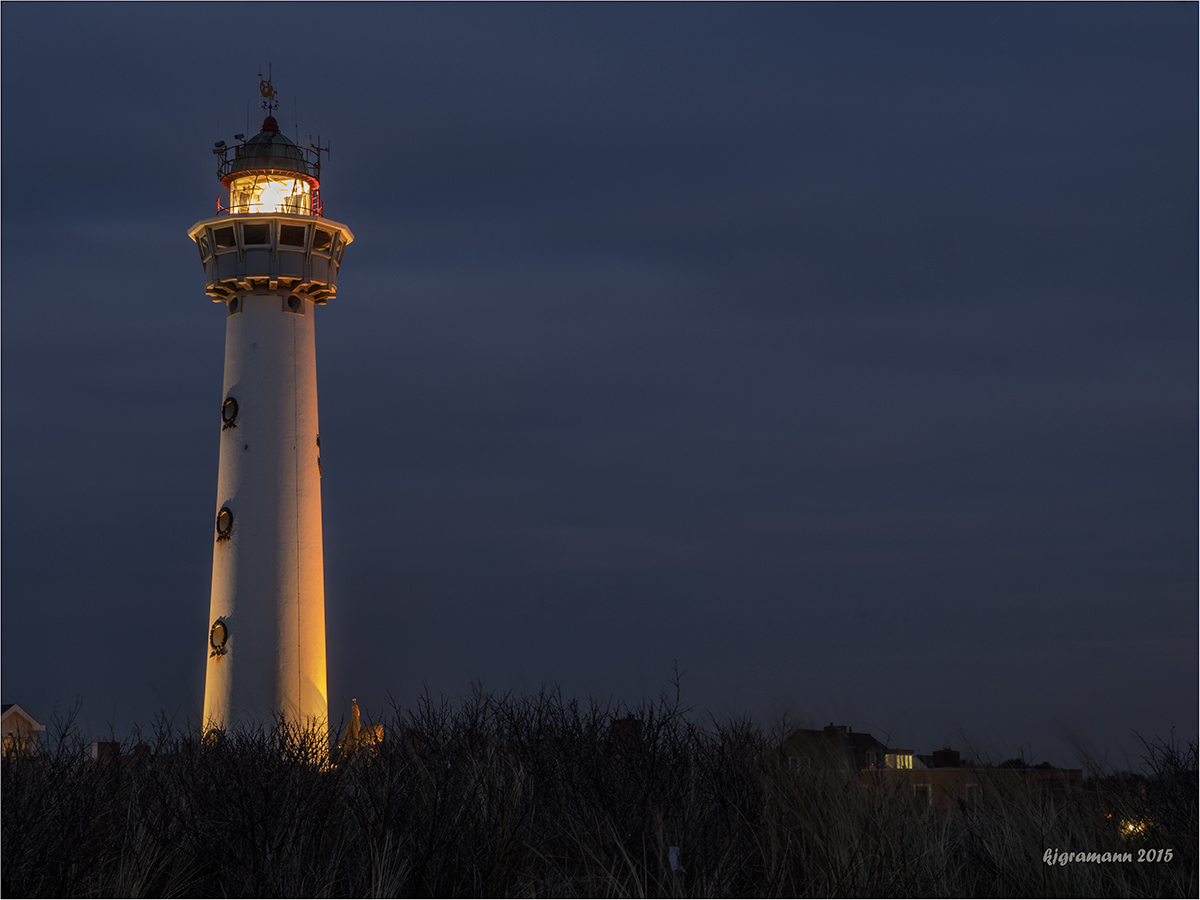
(209, 619), (229, 656)
(221, 397), (239, 430)
(228, 297), (241, 315)
(285, 294), (303, 314)
(215, 507), (233, 542)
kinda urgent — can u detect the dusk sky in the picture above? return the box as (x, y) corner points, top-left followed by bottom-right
(2, 4), (1196, 766)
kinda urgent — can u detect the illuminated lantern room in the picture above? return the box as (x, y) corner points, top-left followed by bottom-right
(192, 90), (352, 306)
(218, 115), (319, 216)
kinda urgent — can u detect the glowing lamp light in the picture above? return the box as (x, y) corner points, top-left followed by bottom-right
(229, 174), (311, 215)
(1120, 818), (1147, 837)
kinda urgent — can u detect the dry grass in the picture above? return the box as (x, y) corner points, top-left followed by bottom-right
(3, 689), (1195, 898)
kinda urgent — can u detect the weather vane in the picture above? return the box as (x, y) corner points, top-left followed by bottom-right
(259, 63), (279, 115)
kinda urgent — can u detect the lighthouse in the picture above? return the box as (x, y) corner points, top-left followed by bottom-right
(188, 76), (353, 733)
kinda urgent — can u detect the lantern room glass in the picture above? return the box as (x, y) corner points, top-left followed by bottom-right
(229, 174), (312, 215)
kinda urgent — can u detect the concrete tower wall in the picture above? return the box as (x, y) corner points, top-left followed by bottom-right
(189, 200), (351, 736)
(202, 292), (327, 730)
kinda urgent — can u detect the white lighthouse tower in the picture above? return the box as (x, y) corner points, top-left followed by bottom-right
(188, 76), (353, 733)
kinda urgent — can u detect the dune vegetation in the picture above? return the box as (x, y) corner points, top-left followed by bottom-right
(2, 688), (1195, 898)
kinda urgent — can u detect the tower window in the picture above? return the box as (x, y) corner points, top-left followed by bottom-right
(216, 507), (233, 541)
(242, 223), (270, 246)
(312, 229), (332, 252)
(221, 397), (239, 429)
(279, 224), (307, 247)
(209, 619), (229, 656)
(213, 226), (236, 249)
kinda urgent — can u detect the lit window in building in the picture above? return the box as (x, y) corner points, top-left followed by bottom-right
(886, 753), (914, 769)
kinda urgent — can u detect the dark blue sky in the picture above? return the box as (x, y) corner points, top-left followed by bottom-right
(2, 3), (1196, 765)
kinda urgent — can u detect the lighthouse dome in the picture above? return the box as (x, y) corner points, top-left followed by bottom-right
(220, 117), (315, 187)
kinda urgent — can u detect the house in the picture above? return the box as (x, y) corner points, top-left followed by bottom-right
(779, 724), (917, 771)
(778, 725), (1083, 813)
(917, 746), (971, 768)
(1, 704), (47, 755)
(861, 758), (1083, 813)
